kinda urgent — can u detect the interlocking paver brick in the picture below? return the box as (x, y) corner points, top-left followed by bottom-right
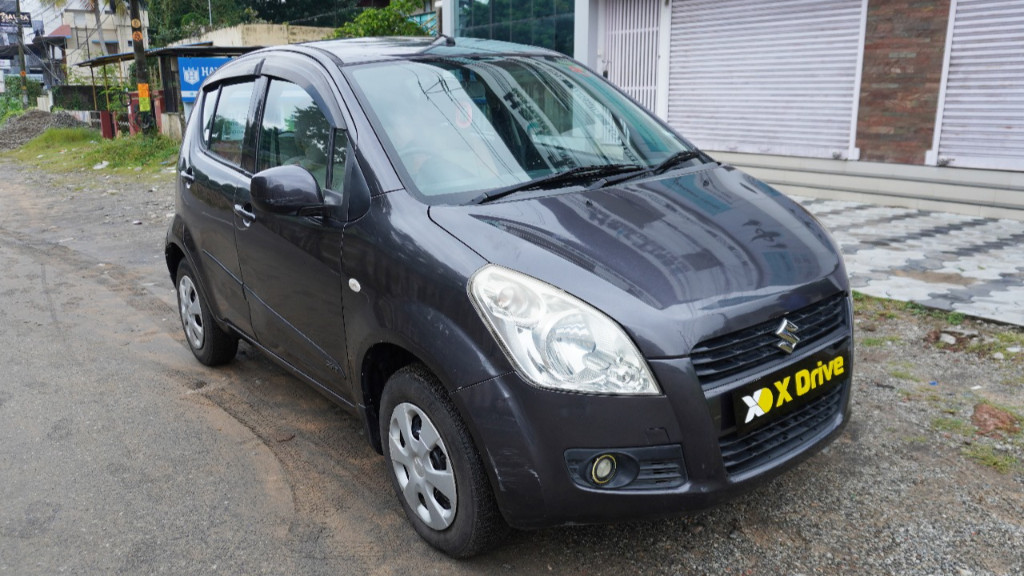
(795, 196), (1024, 326)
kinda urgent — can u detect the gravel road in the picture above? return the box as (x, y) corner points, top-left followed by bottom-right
(0, 152), (1021, 575)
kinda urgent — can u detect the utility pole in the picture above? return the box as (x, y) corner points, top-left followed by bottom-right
(128, 0), (154, 133)
(15, 0), (28, 107)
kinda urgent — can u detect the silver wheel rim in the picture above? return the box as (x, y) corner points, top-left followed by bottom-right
(178, 275), (204, 350)
(388, 402), (457, 530)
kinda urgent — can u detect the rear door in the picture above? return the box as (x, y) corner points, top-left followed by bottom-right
(184, 72), (260, 336)
(234, 53), (353, 398)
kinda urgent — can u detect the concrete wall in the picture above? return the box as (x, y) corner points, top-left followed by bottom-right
(175, 24), (335, 48)
(161, 112), (184, 141)
(717, 151), (1024, 221)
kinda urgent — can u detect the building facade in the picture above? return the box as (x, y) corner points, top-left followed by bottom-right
(6, 0), (150, 84)
(0, 0), (46, 85)
(443, 0), (1024, 217)
(61, 2), (149, 80)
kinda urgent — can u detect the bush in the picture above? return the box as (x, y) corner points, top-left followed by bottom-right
(0, 95), (24, 126)
(52, 86), (98, 111)
(12, 127), (179, 173)
(334, 0), (428, 38)
(2, 75), (44, 102)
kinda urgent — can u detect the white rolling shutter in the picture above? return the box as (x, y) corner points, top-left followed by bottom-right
(929, 0), (1024, 171)
(667, 0), (867, 159)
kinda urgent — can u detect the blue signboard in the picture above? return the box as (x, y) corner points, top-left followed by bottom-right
(178, 57), (231, 103)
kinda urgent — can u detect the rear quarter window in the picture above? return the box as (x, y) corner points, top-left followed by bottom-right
(207, 81), (255, 167)
(200, 87), (219, 147)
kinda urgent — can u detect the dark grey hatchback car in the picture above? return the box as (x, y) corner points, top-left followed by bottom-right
(165, 36), (853, 557)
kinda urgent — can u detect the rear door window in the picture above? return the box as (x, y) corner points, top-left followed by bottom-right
(208, 81), (256, 167)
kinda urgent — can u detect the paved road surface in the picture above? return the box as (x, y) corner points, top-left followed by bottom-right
(1, 159), (1021, 575)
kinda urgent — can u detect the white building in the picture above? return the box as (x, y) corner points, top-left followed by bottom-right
(440, 0), (1024, 218)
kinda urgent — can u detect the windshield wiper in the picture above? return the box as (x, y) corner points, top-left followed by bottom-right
(589, 149), (705, 189)
(471, 163), (642, 204)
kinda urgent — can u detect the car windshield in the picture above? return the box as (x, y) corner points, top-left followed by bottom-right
(347, 55), (693, 203)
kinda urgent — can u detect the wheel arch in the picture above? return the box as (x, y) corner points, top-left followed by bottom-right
(359, 342), (419, 454)
(350, 294), (511, 455)
(165, 241), (186, 284)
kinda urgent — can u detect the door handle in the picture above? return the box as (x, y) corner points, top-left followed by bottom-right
(180, 168), (195, 189)
(233, 203), (255, 226)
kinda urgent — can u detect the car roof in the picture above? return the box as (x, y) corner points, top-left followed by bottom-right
(298, 36), (565, 65)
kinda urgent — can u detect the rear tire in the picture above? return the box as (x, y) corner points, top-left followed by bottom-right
(175, 259), (238, 366)
(380, 365), (507, 558)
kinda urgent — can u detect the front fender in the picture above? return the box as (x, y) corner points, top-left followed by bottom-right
(350, 297), (511, 396)
(341, 191), (509, 392)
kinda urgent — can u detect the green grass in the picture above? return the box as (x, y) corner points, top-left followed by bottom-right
(7, 127), (178, 173)
(931, 417), (973, 436)
(963, 444), (1019, 474)
(28, 126), (97, 146)
(888, 361), (917, 382)
(901, 301), (967, 324)
(861, 335), (901, 347)
(902, 301), (930, 316)
(853, 291), (916, 321)
(852, 291), (984, 336)
(966, 331), (1024, 358)
(946, 311), (967, 325)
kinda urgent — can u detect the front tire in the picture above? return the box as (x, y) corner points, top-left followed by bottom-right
(380, 365), (507, 558)
(175, 259), (238, 366)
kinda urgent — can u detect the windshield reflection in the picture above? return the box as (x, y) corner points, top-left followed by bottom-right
(348, 56), (690, 202)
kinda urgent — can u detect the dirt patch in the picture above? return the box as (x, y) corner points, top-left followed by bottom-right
(889, 267), (976, 286)
(973, 403), (1022, 438)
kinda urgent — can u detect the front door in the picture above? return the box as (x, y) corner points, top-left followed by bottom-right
(234, 76), (351, 397)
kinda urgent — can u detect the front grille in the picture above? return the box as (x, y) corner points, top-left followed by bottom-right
(691, 294), (848, 388)
(719, 382), (845, 477)
(633, 457), (686, 489)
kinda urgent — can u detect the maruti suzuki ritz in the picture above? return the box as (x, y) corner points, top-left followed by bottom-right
(165, 36), (853, 557)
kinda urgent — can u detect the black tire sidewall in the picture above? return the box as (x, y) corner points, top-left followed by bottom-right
(174, 260), (236, 366)
(379, 366), (500, 557)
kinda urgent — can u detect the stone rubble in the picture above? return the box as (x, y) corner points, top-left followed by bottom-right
(0, 109), (87, 151)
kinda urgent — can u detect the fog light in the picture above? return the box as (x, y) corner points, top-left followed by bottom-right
(591, 454), (617, 485)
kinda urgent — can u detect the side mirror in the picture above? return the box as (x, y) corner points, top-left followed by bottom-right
(250, 165), (324, 215)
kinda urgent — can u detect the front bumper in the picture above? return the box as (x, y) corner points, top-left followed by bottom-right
(455, 333), (852, 529)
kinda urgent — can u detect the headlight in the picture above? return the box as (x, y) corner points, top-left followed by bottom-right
(468, 265), (660, 395)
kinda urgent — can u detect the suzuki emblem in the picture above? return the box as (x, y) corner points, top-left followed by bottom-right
(774, 319), (800, 354)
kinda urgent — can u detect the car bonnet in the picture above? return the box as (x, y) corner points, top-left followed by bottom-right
(429, 164), (848, 357)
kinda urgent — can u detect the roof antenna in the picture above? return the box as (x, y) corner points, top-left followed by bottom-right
(432, 34), (456, 47)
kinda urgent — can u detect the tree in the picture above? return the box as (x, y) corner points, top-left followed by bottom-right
(334, 0), (429, 38)
(242, 0), (360, 29)
(149, 0), (362, 46)
(149, 0), (251, 47)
